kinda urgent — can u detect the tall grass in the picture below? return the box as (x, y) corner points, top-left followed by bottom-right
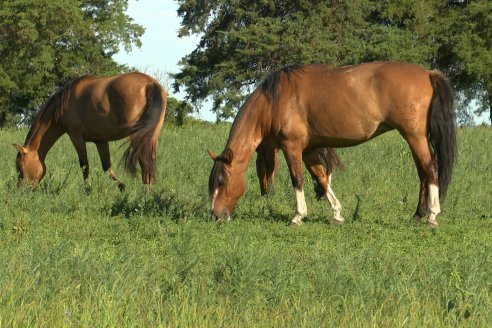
(0, 124), (491, 327)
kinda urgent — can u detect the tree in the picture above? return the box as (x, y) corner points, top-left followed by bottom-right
(174, 0), (491, 123)
(0, 0), (144, 126)
(435, 0), (492, 124)
(165, 97), (194, 126)
(133, 65), (194, 126)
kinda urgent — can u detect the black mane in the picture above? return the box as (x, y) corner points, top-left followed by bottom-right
(209, 159), (228, 196)
(260, 65), (304, 108)
(24, 75), (92, 144)
(208, 148), (234, 196)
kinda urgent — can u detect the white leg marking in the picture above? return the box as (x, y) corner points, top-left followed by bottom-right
(427, 184), (441, 226)
(326, 174), (344, 223)
(292, 188), (307, 225)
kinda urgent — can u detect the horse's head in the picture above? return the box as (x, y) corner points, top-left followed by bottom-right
(13, 144), (45, 189)
(208, 148), (246, 222)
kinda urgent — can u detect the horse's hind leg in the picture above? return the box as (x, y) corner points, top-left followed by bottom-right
(95, 141), (125, 191)
(303, 150), (344, 224)
(411, 151), (428, 221)
(406, 135), (440, 227)
(139, 158), (152, 185)
(139, 136), (158, 186)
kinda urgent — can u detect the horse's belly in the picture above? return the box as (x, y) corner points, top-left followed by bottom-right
(308, 122), (392, 148)
(84, 126), (130, 142)
(80, 111), (133, 141)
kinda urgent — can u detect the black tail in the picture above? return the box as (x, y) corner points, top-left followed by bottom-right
(123, 83), (167, 184)
(318, 148), (345, 173)
(314, 148), (345, 199)
(428, 71), (457, 202)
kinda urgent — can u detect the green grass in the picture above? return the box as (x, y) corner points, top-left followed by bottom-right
(1, 123), (491, 327)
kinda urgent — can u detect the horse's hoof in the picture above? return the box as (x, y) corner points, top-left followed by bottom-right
(413, 214), (424, 223)
(332, 218), (344, 225)
(118, 183), (126, 192)
(84, 185), (92, 194)
(427, 219), (438, 228)
(291, 217), (303, 226)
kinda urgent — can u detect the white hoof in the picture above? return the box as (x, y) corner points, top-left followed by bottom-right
(427, 219), (438, 228)
(291, 215), (304, 226)
(333, 211), (344, 224)
(333, 217), (344, 225)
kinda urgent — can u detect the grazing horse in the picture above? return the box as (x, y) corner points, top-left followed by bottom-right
(13, 72), (167, 190)
(256, 142), (345, 220)
(208, 62), (456, 227)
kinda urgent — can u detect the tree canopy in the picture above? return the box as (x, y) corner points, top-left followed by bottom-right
(174, 0), (491, 124)
(0, 0), (144, 126)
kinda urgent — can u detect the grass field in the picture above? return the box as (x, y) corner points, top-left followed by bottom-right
(0, 123), (491, 327)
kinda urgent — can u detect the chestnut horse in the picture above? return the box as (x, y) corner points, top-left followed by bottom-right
(208, 62), (456, 227)
(13, 72), (167, 190)
(256, 143), (345, 220)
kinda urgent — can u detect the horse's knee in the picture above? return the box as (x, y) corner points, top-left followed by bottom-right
(290, 174), (303, 189)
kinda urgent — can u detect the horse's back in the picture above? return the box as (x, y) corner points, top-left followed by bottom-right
(63, 72), (165, 141)
(278, 62), (434, 147)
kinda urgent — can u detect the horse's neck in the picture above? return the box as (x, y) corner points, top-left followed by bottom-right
(26, 119), (64, 161)
(226, 99), (269, 168)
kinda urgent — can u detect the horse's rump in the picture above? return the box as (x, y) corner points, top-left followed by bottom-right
(123, 82), (167, 183)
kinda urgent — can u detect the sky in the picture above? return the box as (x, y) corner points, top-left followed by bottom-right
(114, 0), (215, 121)
(114, 1), (489, 125)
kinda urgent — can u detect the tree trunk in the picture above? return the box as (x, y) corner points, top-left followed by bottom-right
(486, 78), (492, 124)
(489, 89), (492, 124)
(489, 93), (492, 124)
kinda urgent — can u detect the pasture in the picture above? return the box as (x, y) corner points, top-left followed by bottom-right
(0, 123), (491, 327)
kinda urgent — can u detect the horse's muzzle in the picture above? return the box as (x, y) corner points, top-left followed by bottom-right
(211, 208), (231, 224)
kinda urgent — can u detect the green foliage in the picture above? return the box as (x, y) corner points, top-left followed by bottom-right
(436, 0), (492, 123)
(165, 96), (194, 126)
(174, 0), (491, 123)
(1, 124), (491, 326)
(0, 0), (144, 126)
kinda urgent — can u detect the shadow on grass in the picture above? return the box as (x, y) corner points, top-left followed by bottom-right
(263, 193), (364, 225)
(109, 189), (209, 221)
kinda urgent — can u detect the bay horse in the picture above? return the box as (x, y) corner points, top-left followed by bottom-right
(13, 72), (167, 190)
(208, 61), (457, 227)
(256, 142), (345, 220)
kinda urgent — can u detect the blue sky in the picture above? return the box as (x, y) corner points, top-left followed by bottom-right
(114, 1), (489, 125)
(114, 0), (215, 121)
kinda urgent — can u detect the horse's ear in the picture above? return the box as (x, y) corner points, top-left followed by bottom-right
(12, 143), (27, 155)
(207, 150), (218, 160)
(222, 148), (234, 164)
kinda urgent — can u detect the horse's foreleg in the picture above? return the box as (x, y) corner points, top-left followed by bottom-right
(256, 143), (277, 196)
(95, 141), (125, 191)
(282, 145), (307, 225)
(68, 134), (90, 191)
